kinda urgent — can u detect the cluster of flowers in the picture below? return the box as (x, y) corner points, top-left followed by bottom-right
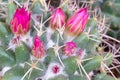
(10, 6), (88, 61)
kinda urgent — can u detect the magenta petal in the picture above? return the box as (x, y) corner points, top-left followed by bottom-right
(66, 8), (89, 36)
(32, 35), (45, 58)
(50, 8), (66, 29)
(63, 41), (77, 56)
(10, 6), (31, 35)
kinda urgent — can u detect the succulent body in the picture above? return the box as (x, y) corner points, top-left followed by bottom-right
(0, 1), (117, 80)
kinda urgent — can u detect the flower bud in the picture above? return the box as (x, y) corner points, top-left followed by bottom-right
(62, 42), (77, 56)
(32, 35), (45, 58)
(10, 6), (31, 35)
(65, 8), (89, 36)
(50, 8), (66, 30)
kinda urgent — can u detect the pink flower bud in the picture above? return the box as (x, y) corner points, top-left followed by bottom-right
(62, 42), (77, 56)
(50, 8), (66, 30)
(32, 35), (45, 58)
(10, 6), (31, 35)
(65, 8), (89, 36)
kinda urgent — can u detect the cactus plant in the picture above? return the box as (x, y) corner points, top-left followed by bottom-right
(0, 0), (119, 80)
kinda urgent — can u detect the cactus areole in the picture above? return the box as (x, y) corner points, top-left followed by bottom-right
(52, 65), (60, 74)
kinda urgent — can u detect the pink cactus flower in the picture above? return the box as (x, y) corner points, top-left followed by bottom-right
(50, 8), (66, 30)
(32, 35), (45, 58)
(62, 42), (77, 56)
(65, 8), (89, 36)
(10, 6), (31, 35)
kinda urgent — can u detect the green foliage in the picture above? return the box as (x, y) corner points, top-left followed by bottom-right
(44, 48), (58, 65)
(101, 0), (120, 40)
(94, 73), (116, 80)
(0, 47), (15, 68)
(83, 56), (103, 73)
(15, 44), (30, 64)
(3, 66), (24, 80)
(0, 22), (12, 44)
(6, 2), (16, 25)
(69, 75), (87, 80)
(63, 56), (78, 75)
(24, 61), (45, 80)
(103, 53), (113, 66)
(74, 33), (89, 49)
(49, 75), (67, 80)
(31, 0), (43, 14)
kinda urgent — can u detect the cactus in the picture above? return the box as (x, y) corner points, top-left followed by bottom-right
(0, 0), (119, 80)
(100, 0), (120, 40)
